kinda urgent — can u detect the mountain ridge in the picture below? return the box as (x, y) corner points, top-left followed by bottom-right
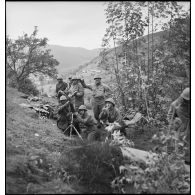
(47, 45), (101, 73)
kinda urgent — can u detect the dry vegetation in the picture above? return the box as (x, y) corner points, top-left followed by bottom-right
(6, 87), (79, 193)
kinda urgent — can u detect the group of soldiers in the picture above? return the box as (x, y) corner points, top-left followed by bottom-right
(55, 75), (123, 141)
(55, 75), (190, 164)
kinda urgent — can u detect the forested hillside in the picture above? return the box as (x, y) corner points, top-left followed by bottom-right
(77, 2), (190, 122)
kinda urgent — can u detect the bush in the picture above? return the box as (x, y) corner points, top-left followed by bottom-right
(59, 140), (123, 193)
(7, 74), (18, 88)
(18, 78), (39, 96)
(112, 153), (190, 194)
(111, 130), (190, 194)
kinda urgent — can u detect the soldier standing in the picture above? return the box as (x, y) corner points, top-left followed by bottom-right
(56, 77), (68, 102)
(86, 74), (111, 124)
(68, 76), (84, 112)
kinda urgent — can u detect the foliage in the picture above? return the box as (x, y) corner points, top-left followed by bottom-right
(99, 4), (190, 192)
(106, 128), (135, 148)
(100, 1), (190, 124)
(6, 26), (59, 88)
(111, 129), (190, 194)
(112, 154), (190, 194)
(17, 78), (39, 96)
(58, 140), (124, 193)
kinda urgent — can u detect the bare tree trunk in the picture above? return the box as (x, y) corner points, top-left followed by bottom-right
(113, 42), (127, 111)
(111, 20), (127, 111)
(147, 1), (150, 83)
(136, 39), (141, 99)
(152, 2), (154, 79)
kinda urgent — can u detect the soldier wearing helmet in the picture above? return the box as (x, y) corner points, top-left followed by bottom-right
(56, 76), (68, 102)
(75, 105), (96, 139)
(167, 87), (190, 164)
(56, 95), (75, 133)
(85, 74), (111, 124)
(67, 76), (84, 112)
(99, 98), (122, 124)
(87, 98), (125, 141)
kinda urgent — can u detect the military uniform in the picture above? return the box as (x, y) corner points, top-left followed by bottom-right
(76, 112), (96, 139)
(99, 106), (122, 123)
(167, 88), (190, 163)
(56, 81), (68, 101)
(69, 83), (84, 111)
(57, 101), (75, 131)
(88, 83), (111, 122)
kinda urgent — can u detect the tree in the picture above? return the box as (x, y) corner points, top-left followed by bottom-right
(101, 1), (189, 122)
(6, 26), (59, 88)
(101, 2), (148, 112)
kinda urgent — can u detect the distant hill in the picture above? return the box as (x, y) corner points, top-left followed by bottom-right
(47, 45), (101, 73)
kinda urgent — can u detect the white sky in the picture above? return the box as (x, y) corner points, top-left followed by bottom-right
(6, 1), (190, 50)
(6, 1), (107, 50)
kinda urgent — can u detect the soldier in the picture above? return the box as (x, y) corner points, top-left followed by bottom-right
(68, 76), (84, 112)
(99, 97), (126, 135)
(99, 98), (122, 124)
(57, 95), (75, 133)
(167, 87), (190, 165)
(56, 77), (68, 102)
(75, 105), (97, 139)
(86, 74), (111, 124)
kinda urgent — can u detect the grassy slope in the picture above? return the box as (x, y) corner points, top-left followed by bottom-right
(6, 87), (79, 194)
(6, 87), (157, 194)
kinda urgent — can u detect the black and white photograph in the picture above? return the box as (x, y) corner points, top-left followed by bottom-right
(5, 1), (191, 194)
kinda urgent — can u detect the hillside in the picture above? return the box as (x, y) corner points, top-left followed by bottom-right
(47, 45), (101, 73)
(75, 31), (168, 84)
(6, 87), (83, 193)
(6, 87), (190, 194)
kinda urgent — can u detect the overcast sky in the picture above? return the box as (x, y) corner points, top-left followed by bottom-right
(6, 2), (107, 50)
(6, 1), (190, 50)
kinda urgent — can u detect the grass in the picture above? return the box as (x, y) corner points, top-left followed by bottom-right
(6, 87), (80, 194)
(6, 87), (160, 194)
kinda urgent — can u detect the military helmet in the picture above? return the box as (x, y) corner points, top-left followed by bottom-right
(57, 75), (63, 80)
(60, 95), (67, 101)
(105, 98), (115, 106)
(181, 87), (190, 100)
(78, 105), (87, 111)
(94, 74), (101, 80)
(72, 76), (78, 81)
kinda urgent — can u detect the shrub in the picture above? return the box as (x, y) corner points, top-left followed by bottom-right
(59, 140), (123, 193)
(112, 153), (190, 194)
(7, 74), (18, 88)
(18, 78), (39, 96)
(111, 130), (190, 194)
